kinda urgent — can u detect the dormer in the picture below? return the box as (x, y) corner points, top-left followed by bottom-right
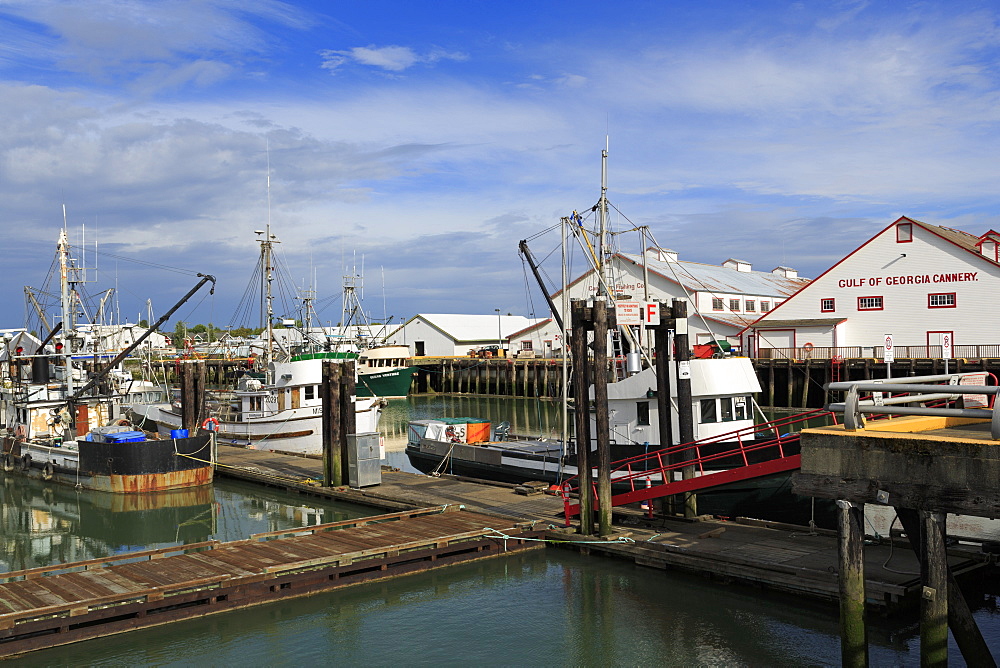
(771, 266), (798, 278)
(646, 246), (678, 262)
(723, 258), (751, 272)
(976, 230), (1000, 262)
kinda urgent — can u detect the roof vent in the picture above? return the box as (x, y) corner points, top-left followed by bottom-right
(723, 258), (752, 272)
(772, 266), (798, 278)
(646, 246), (678, 262)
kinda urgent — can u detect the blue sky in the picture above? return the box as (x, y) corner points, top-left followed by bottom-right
(2, 0), (1000, 331)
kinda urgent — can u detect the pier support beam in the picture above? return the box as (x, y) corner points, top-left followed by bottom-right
(897, 508), (996, 667)
(673, 299), (696, 518)
(837, 499), (868, 668)
(322, 361), (355, 487)
(921, 510), (949, 668)
(571, 301), (594, 535)
(592, 299), (612, 537)
(178, 360), (207, 434)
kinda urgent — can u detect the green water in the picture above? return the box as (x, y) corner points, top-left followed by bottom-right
(3, 396), (1000, 665)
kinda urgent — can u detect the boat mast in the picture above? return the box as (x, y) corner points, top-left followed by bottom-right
(58, 210), (75, 397)
(258, 150), (280, 371)
(597, 138), (610, 297)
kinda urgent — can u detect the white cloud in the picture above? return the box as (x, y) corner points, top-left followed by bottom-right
(319, 44), (467, 74)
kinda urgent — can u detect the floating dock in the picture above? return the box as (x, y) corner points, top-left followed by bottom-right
(0, 506), (543, 658)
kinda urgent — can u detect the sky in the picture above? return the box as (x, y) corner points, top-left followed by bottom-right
(2, 0), (1000, 333)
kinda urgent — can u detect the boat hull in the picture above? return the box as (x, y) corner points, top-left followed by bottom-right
(132, 399), (382, 456)
(1, 433), (214, 493)
(356, 366), (418, 398)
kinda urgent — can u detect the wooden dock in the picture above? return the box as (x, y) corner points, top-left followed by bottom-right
(0, 506), (544, 658)
(214, 446), (992, 612)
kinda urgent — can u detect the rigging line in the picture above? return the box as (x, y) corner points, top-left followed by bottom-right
(65, 244), (199, 276)
(522, 221), (563, 244)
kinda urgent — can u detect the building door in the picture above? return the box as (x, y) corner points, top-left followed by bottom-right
(414, 341), (425, 356)
(927, 331), (953, 359)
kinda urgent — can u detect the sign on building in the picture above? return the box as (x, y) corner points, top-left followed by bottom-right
(883, 334), (894, 363)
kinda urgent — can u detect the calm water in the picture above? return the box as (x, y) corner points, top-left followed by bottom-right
(3, 396), (1000, 665)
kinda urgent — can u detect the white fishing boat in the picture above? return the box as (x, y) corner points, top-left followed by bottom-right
(130, 225), (384, 456)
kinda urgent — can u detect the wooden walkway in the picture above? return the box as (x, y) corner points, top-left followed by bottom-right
(0, 506), (543, 658)
(215, 445), (992, 611)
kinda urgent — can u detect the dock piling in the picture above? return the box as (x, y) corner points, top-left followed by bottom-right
(837, 499), (868, 667)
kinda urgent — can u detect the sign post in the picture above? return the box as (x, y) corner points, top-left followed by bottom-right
(884, 334), (894, 379)
(942, 333), (952, 375)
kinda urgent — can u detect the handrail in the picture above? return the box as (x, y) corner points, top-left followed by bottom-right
(825, 373), (1000, 438)
(561, 408), (835, 513)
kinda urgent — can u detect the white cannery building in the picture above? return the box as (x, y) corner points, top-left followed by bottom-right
(555, 248), (809, 351)
(743, 216), (1000, 359)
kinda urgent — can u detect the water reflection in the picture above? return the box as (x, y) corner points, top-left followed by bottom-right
(0, 473), (374, 573)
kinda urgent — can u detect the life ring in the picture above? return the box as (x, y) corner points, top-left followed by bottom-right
(20, 454), (31, 472)
(202, 417), (220, 432)
(2, 453), (13, 472)
(802, 342), (814, 352)
(42, 463), (54, 481)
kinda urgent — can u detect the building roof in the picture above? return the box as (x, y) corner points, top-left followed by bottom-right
(751, 318), (847, 329)
(409, 314), (545, 343)
(616, 253), (808, 297)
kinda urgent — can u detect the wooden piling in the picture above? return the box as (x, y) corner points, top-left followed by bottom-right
(896, 508), (995, 667)
(837, 499), (868, 667)
(921, 511), (949, 667)
(673, 299), (696, 518)
(322, 361), (343, 487)
(178, 360), (206, 433)
(592, 299), (612, 537)
(571, 300), (594, 535)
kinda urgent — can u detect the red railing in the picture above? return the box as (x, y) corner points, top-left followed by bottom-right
(562, 408), (836, 518)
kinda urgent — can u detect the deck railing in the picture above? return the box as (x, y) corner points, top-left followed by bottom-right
(757, 344), (1000, 360)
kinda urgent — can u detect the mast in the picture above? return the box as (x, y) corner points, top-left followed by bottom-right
(597, 137), (610, 297)
(58, 212), (75, 397)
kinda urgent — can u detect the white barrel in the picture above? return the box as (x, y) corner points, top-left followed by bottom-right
(626, 352), (641, 374)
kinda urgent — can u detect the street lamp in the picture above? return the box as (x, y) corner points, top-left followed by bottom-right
(495, 308), (502, 357)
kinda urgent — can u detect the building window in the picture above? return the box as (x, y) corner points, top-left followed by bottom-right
(897, 222), (912, 242)
(636, 402), (650, 426)
(761, 301), (770, 312)
(700, 398), (717, 423)
(928, 293), (956, 308)
(745, 300), (756, 312)
(521, 340), (533, 350)
(858, 296), (883, 310)
(821, 298), (835, 312)
(729, 299), (740, 312)
(712, 298), (724, 311)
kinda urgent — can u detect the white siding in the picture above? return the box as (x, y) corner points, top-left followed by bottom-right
(753, 221), (1000, 348)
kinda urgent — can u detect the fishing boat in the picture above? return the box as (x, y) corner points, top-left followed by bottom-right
(405, 355), (763, 483)
(130, 226), (384, 456)
(1, 226), (216, 493)
(407, 146), (831, 524)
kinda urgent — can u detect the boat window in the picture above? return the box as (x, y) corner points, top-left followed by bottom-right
(700, 399), (717, 423)
(636, 401), (650, 426)
(720, 398), (734, 422)
(734, 397), (749, 421)
(304, 385), (315, 400)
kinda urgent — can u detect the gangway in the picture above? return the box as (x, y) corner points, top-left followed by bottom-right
(562, 408), (836, 518)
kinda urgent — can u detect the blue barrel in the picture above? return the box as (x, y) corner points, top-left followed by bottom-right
(170, 429), (189, 439)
